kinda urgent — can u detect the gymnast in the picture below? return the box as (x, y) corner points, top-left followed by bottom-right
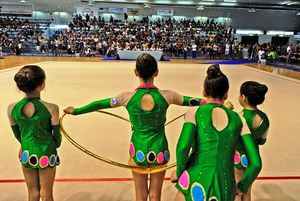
(171, 64), (262, 201)
(7, 65), (61, 201)
(64, 53), (204, 201)
(234, 81), (269, 201)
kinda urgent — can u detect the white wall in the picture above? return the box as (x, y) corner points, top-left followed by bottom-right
(32, 11), (72, 24)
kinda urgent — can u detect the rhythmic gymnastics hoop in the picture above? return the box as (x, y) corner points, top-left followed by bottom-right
(60, 111), (184, 174)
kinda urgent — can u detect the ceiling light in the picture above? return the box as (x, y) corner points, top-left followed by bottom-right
(296, 11), (300, 15)
(224, 0), (236, 2)
(19, 0), (26, 2)
(144, 3), (151, 8)
(197, 5), (204, 10)
(248, 8), (255, 13)
(177, 1), (194, 4)
(88, 0), (93, 6)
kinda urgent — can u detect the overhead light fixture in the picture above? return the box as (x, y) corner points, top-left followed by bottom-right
(282, 1), (295, 6)
(224, 0), (236, 2)
(236, 29), (263, 35)
(19, 0), (26, 2)
(144, 3), (151, 8)
(296, 12), (300, 16)
(87, 0), (93, 6)
(197, 5), (204, 10)
(267, 31), (294, 36)
(248, 8), (255, 13)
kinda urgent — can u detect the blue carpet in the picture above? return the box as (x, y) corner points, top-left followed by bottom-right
(201, 60), (255, 65)
(102, 57), (171, 62)
(103, 57), (118, 60)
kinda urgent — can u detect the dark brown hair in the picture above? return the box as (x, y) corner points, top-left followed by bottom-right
(14, 65), (46, 93)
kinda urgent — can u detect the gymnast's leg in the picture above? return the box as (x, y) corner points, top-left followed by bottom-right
(39, 167), (56, 201)
(149, 171), (166, 201)
(22, 167), (40, 201)
(130, 158), (148, 201)
(174, 191), (185, 201)
(132, 171), (148, 201)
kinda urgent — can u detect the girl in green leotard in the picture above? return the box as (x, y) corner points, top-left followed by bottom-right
(235, 81), (269, 201)
(64, 53), (203, 201)
(171, 64), (262, 201)
(7, 65), (62, 201)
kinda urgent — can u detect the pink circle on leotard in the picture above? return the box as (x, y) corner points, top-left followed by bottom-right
(179, 171), (190, 190)
(200, 100), (207, 105)
(129, 143), (135, 157)
(234, 151), (240, 164)
(157, 152), (164, 164)
(39, 156), (49, 168)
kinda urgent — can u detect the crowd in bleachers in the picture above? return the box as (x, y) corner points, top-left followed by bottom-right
(1, 14), (299, 63)
(45, 15), (235, 59)
(0, 17), (42, 56)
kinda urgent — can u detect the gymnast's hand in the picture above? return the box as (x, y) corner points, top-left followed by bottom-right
(170, 170), (178, 183)
(64, 106), (74, 114)
(236, 187), (243, 196)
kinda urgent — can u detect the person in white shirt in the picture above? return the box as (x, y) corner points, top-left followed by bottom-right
(258, 48), (266, 64)
(0, 42), (4, 59)
(192, 44), (197, 60)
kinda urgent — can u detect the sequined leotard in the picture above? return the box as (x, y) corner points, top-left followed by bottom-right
(175, 104), (262, 201)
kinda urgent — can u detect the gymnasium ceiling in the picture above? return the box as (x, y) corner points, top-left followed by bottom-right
(0, 0), (300, 13)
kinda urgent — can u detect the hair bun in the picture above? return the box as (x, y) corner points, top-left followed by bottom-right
(240, 81), (268, 106)
(14, 71), (30, 86)
(207, 64), (222, 79)
(257, 84), (268, 95)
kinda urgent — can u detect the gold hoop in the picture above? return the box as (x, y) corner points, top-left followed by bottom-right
(59, 111), (184, 174)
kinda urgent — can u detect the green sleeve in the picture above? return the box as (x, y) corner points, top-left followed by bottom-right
(73, 98), (112, 115)
(183, 96), (203, 106)
(176, 122), (196, 177)
(52, 125), (62, 148)
(11, 125), (21, 143)
(237, 134), (262, 193)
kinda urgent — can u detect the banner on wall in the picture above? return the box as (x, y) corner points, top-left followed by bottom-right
(99, 7), (127, 14)
(0, 4), (32, 16)
(76, 6), (98, 18)
(128, 8), (141, 16)
(157, 9), (173, 16)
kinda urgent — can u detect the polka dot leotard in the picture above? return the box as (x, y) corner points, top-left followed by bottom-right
(10, 98), (61, 169)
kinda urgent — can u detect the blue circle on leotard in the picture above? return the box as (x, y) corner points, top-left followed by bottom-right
(191, 182), (205, 201)
(49, 155), (56, 167)
(29, 155), (38, 166)
(164, 151), (170, 161)
(147, 151), (156, 163)
(21, 150), (29, 163)
(190, 99), (199, 106)
(241, 155), (248, 167)
(136, 151), (145, 162)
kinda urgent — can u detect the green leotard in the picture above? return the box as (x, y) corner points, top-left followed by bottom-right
(176, 104), (261, 201)
(73, 86), (203, 167)
(126, 88), (169, 166)
(235, 109), (270, 169)
(10, 98), (61, 169)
